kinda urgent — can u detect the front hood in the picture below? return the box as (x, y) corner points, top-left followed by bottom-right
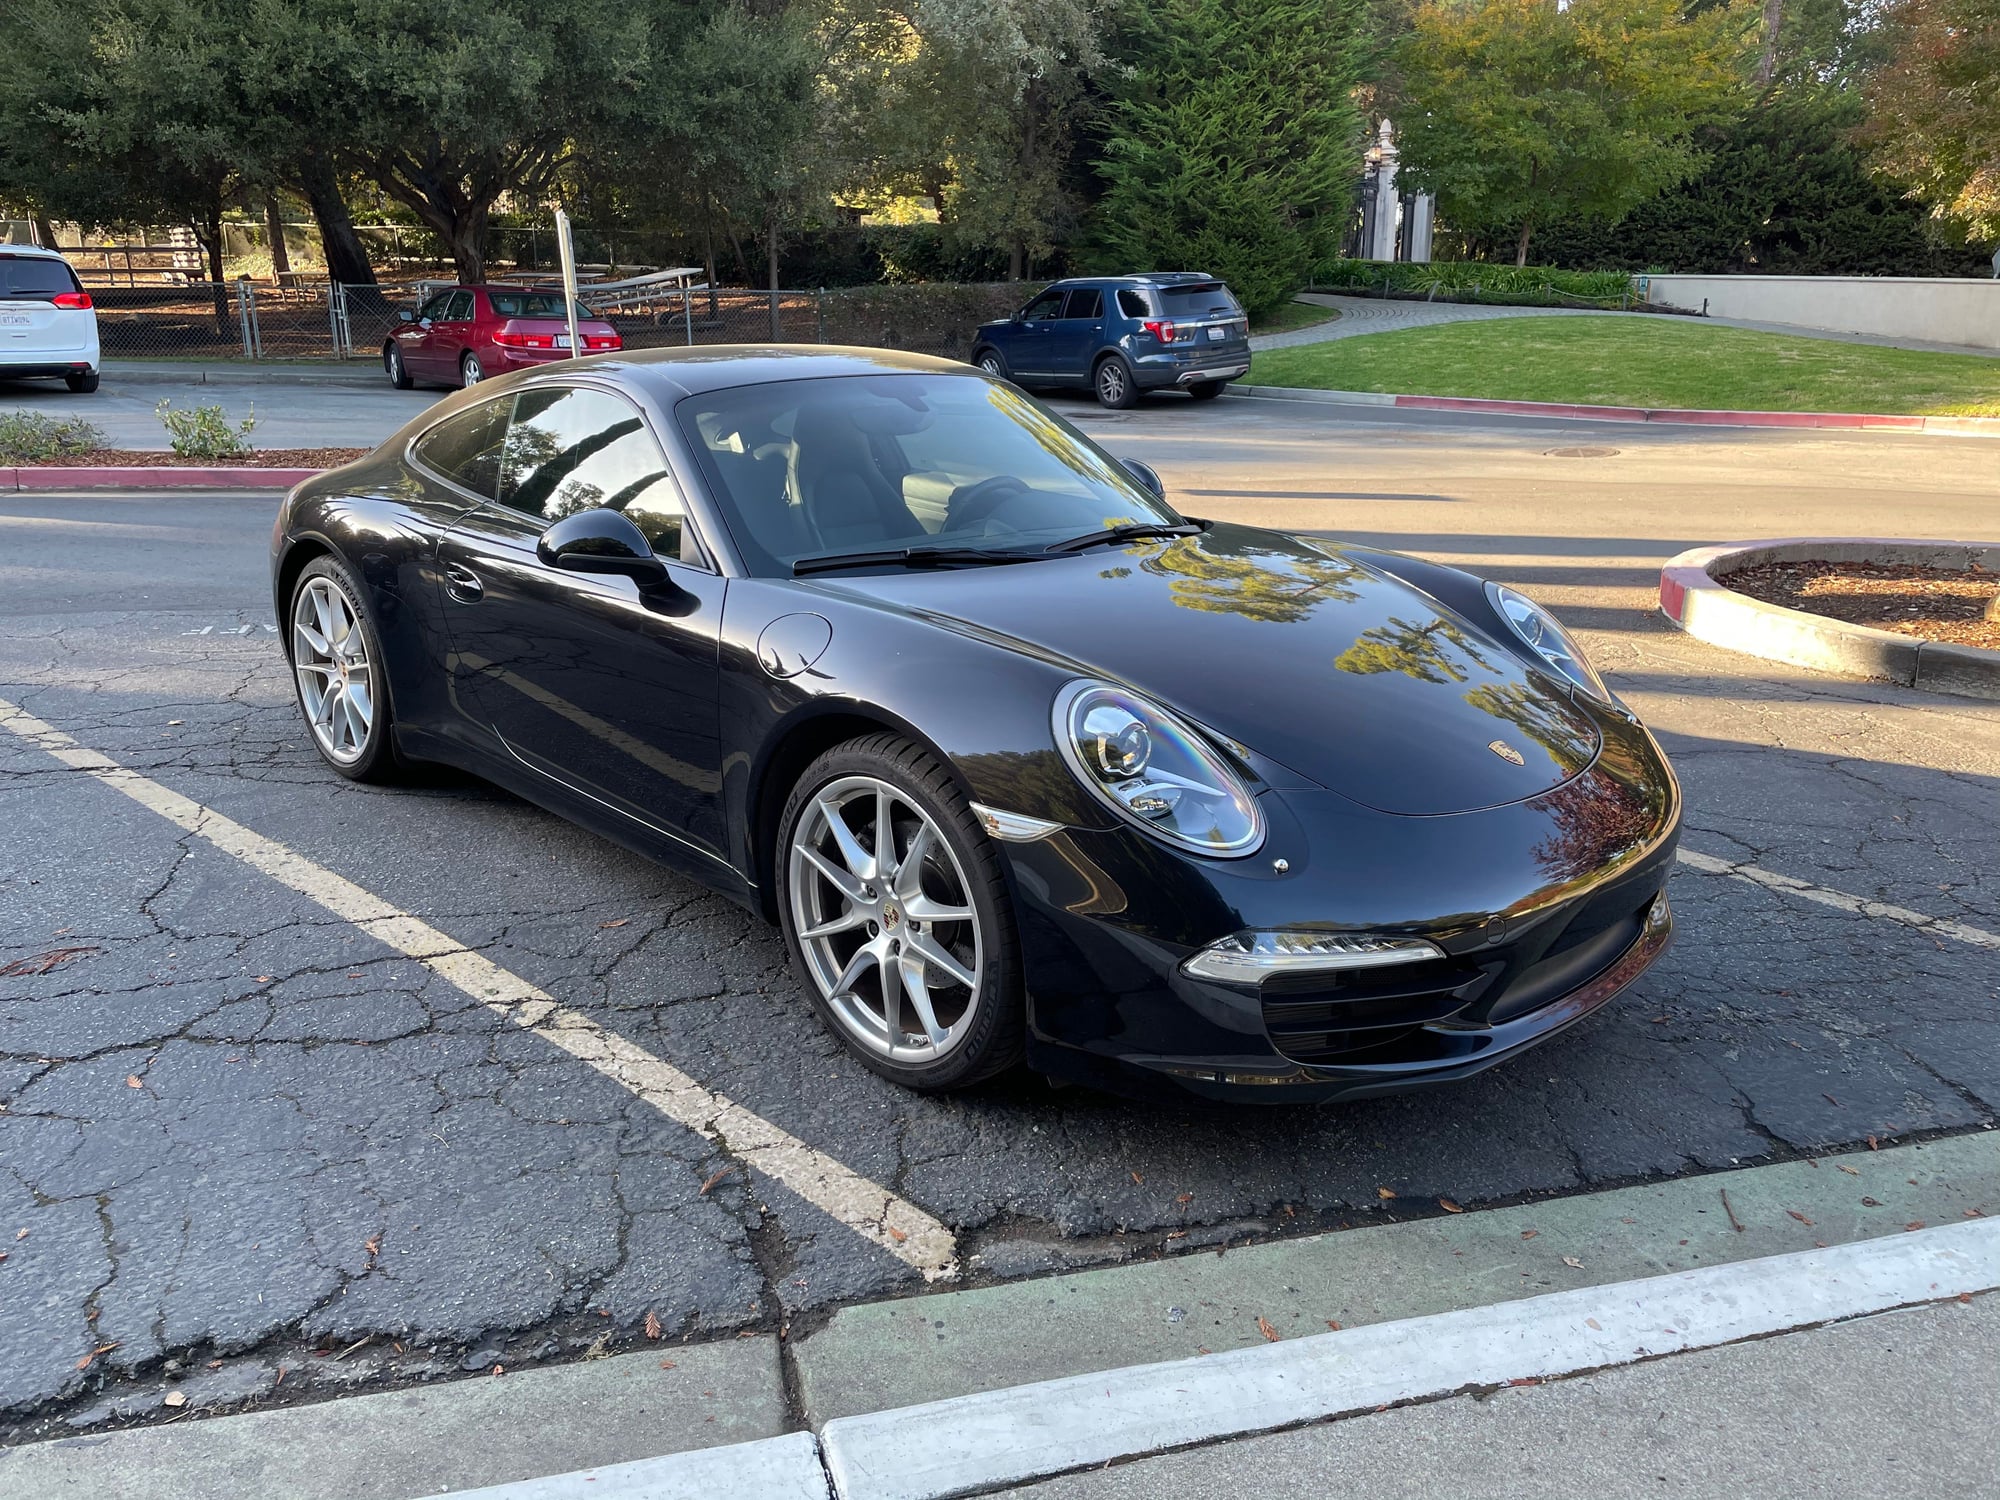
(811, 523), (1602, 816)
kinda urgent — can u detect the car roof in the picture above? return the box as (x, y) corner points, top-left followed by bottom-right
(557, 344), (977, 401)
(0, 245), (70, 261)
(1044, 272), (1221, 289)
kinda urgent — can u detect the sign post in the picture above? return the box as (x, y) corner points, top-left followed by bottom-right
(554, 208), (583, 361)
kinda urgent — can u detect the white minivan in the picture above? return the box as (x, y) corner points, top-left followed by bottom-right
(1, 246), (100, 393)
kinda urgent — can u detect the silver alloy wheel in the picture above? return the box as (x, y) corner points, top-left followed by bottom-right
(978, 353), (1003, 376)
(788, 774), (983, 1063)
(387, 346), (402, 383)
(1096, 359), (1128, 404)
(461, 352), (482, 385)
(291, 577), (375, 765)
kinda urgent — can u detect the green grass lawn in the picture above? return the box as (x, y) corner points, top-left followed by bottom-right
(1247, 315), (2000, 416)
(1248, 299), (1342, 336)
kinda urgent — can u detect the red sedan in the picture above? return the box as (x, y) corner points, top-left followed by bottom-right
(383, 285), (622, 389)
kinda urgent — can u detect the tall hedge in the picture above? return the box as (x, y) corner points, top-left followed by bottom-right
(1527, 89), (1992, 276)
(1089, 0), (1367, 318)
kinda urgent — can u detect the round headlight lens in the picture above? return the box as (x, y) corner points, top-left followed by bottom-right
(1485, 582), (1610, 700)
(1055, 680), (1263, 856)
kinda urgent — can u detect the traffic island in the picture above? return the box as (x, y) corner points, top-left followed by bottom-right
(1659, 538), (2000, 700)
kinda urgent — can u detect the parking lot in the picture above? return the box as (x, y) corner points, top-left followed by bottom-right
(2, 389), (1997, 1439)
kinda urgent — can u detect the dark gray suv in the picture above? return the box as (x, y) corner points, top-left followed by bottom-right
(970, 273), (1251, 408)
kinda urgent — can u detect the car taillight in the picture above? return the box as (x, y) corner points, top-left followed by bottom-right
(1142, 319), (1176, 343)
(493, 330), (554, 348)
(585, 334), (621, 350)
(53, 291), (93, 310)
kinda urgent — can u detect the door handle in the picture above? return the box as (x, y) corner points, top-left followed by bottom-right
(443, 562), (484, 602)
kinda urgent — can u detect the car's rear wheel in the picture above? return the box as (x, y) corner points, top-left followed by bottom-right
(974, 348), (1009, 381)
(460, 351), (483, 387)
(1188, 381), (1226, 401)
(288, 556), (401, 783)
(778, 734), (1024, 1090)
(1093, 354), (1136, 409)
(65, 370), (99, 394)
(384, 343), (412, 390)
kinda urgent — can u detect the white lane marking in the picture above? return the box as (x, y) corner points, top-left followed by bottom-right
(0, 696), (957, 1281)
(1677, 848), (2000, 952)
(819, 1218), (2000, 1500)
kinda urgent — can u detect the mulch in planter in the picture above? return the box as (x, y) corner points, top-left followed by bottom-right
(1726, 560), (2000, 652)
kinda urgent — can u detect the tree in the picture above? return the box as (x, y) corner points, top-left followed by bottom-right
(1091, 0), (1367, 317)
(1393, 0), (1750, 265)
(1861, 0), (2000, 243)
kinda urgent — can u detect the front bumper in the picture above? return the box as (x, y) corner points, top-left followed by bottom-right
(1001, 727), (1682, 1103)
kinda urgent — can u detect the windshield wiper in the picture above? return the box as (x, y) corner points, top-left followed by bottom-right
(1044, 522), (1201, 555)
(792, 545), (1046, 576)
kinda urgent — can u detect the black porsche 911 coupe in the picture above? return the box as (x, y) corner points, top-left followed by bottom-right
(272, 346), (1680, 1101)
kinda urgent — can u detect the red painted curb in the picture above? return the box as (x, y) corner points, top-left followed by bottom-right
(6, 466), (319, 491)
(1383, 394), (1981, 432)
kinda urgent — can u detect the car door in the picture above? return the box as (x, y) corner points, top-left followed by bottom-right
(1006, 288), (1068, 379)
(436, 382), (730, 863)
(430, 289), (477, 378)
(1045, 287), (1105, 385)
(395, 290), (455, 379)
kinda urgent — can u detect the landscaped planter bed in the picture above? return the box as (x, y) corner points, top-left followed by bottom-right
(1725, 559), (2000, 652)
(20, 447), (365, 469)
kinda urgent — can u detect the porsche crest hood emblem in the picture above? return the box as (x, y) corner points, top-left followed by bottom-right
(1487, 739), (1527, 766)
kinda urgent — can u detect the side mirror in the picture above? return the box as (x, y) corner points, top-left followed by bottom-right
(1121, 459), (1165, 501)
(537, 509), (668, 585)
(397, 308), (416, 323)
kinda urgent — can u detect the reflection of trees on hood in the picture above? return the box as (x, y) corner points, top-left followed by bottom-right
(1134, 537), (1365, 624)
(1463, 679), (1588, 768)
(1528, 737), (1672, 885)
(1335, 615), (1499, 683)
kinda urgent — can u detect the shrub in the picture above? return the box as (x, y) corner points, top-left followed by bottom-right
(156, 401), (256, 459)
(1307, 259), (1636, 308)
(0, 412), (106, 462)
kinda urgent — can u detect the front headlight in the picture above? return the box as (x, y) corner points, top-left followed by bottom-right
(1484, 582), (1610, 700)
(1054, 680), (1263, 856)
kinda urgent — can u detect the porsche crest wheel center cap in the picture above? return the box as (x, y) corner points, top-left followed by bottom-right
(881, 904), (901, 930)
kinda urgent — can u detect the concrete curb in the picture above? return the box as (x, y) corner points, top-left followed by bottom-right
(1658, 537), (2000, 700)
(445, 1432), (827, 1500)
(1, 465), (315, 491)
(1230, 383), (2000, 436)
(101, 361), (385, 389)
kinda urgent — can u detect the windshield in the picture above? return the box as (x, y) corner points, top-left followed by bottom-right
(488, 290), (579, 319)
(0, 255), (82, 300)
(675, 373), (1181, 575)
(1158, 283), (1240, 317)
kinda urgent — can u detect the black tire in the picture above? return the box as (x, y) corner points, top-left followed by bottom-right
(1187, 381), (1226, 401)
(776, 733), (1025, 1091)
(287, 555), (405, 784)
(65, 370), (100, 394)
(1093, 354), (1137, 409)
(973, 347), (1010, 381)
(384, 343), (413, 390)
(460, 350), (483, 388)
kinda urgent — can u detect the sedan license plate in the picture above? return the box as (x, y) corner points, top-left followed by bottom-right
(554, 333), (572, 349)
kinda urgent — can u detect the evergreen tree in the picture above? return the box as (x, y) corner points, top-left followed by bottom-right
(1090, 0), (1366, 318)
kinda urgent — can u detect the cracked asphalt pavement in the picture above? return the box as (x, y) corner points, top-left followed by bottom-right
(2, 395), (1996, 1442)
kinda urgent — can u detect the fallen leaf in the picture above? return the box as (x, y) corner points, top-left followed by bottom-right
(1129, 1170), (1143, 1185)
(1256, 1315), (1280, 1342)
(1905, 1221), (1925, 1231)
(162, 1390), (186, 1408)
(126, 1075), (143, 1089)
(1325, 1320), (1341, 1331)
(598, 919), (630, 929)
(1835, 1163), (1860, 1176)
(74, 1342), (117, 1371)
(491, 1364), (505, 1376)
(659, 1359), (677, 1369)
(1376, 1187), (1397, 1200)
(254, 976), (273, 983)
(1867, 1135), (1880, 1150)
(15, 1228), (27, 1241)
(1959, 1293), (1973, 1305)
(1823, 1094), (1842, 1107)
(1176, 1192), (1193, 1205)
(0, 1253), (7, 1264)
(643, 1310), (663, 1340)
(274, 1365), (286, 1387)
(1585, 1317), (1602, 1330)
(1786, 1210), (1815, 1227)
(1507, 1376), (1540, 1387)
(1966, 1209), (1987, 1219)
(1165, 1229), (1187, 1240)
(345, 972), (363, 979)
(1562, 1256), (1584, 1270)
(0, 946), (102, 978)
(1439, 1198), (1463, 1213)
(363, 1236), (380, 1258)
(886, 1226), (908, 1243)
(1521, 1229), (1538, 1240)
(698, 1168), (731, 1195)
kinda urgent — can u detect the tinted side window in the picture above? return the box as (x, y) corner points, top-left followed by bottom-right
(418, 292), (453, 321)
(499, 386), (687, 556)
(443, 291), (475, 321)
(1021, 290), (1064, 320)
(1061, 288), (1102, 319)
(412, 396), (513, 498)
(1116, 289), (1151, 318)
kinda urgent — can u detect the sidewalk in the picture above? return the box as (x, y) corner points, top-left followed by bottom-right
(8, 1132), (1995, 1499)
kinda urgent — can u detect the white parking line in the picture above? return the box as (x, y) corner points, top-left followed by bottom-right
(1677, 847), (2000, 952)
(0, 697), (958, 1281)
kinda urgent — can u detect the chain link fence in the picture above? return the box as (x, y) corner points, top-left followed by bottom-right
(92, 279), (1028, 366)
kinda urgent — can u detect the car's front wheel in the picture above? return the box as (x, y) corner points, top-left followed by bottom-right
(1093, 354), (1136, 409)
(778, 733), (1024, 1090)
(384, 343), (412, 390)
(287, 556), (401, 783)
(973, 348), (1009, 381)
(65, 370), (99, 394)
